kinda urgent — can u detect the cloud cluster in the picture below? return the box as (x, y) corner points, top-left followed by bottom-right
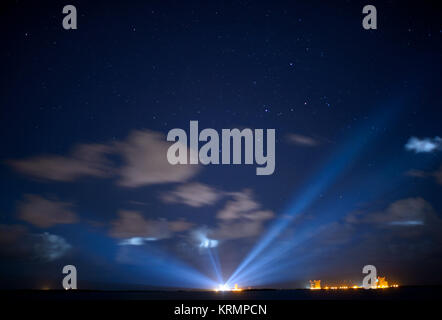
(160, 182), (221, 207)
(118, 237), (158, 246)
(191, 228), (219, 249)
(406, 165), (442, 185)
(109, 210), (193, 245)
(0, 224), (71, 262)
(17, 194), (78, 228)
(116, 130), (199, 187)
(405, 136), (442, 153)
(210, 190), (274, 240)
(307, 197), (442, 257)
(297, 197), (442, 281)
(346, 197), (437, 227)
(32, 232), (72, 261)
(8, 129), (276, 246)
(8, 130), (199, 187)
(161, 185), (274, 241)
(8, 144), (113, 182)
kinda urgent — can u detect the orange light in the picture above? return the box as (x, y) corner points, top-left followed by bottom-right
(307, 277), (398, 290)
(232, 283), (243, 292)
(309, 280), (321, 290)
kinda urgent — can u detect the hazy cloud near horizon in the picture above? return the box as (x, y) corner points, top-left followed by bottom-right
(17, 194), (78, 228)
(0, 224), (71, 262)
(109, 210), (194, 243)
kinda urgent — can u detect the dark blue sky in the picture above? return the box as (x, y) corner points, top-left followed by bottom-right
(1, 0), (441, 289)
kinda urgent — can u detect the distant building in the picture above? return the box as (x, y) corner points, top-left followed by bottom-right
(377, 277), (388, 288)
(309, 280), (321, 289)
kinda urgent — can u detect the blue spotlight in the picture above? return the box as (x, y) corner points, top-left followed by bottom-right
(122, 244), (218, 289)
(234, 257), (304, 286)
(207, 247), (223, 284)
(228, 107), (397, 284)
(229, 228), (314, 285)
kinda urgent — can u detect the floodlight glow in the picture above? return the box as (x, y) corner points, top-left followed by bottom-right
(194, 229), (219, 248)
(213, 283), (243, 292)
(215, 283), (230, 292)
(200, 239), (219, 248)
(118, 237), (157, 245)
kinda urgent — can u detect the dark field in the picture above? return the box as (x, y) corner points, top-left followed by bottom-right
(3, 286), (442, 300)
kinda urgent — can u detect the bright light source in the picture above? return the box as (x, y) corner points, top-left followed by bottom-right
(214, 283), (244, 292)
(194, 229), (219, 249)
(218, 284), (230, 291)
(232, 283), (243, 292)
(219, 284), (230, 291)
(200, 239), (219, 248)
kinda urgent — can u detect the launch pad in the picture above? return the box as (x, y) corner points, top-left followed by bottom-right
(214, 283), (243, 292)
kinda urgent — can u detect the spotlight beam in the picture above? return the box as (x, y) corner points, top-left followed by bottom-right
(228, 107), (397, 285)
(229, 228), (315, 284)
(207, 247), (223, 284)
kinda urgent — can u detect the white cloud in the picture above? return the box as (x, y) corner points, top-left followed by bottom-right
(168, 219), (194, 232)
(287, 133), (319, 147)
(17, 194), (78, 228)
(160, 185), (275, 241)
(161, 182), (221, 207)
(118, 237), (158, 246)
(210, 190), (274, 240)
(0, 225), (71, 261)
(405, 136), (442, 153)
(115, 130), (199, 187)
(217, 190), (261, 220)
(8, 129), (200, 188)
(8, 144), (113, 182)
(109, 210), (171, 239)
(405, 164), (442, 185)
(191, 228), (219, 248)
(347, 197), (437, 227)
(160, 184), (275, 241)
(109, 210), (193, 243)
(32, 232), (72, 261)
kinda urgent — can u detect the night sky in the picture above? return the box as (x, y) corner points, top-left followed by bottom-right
(1, 0), (441, 289)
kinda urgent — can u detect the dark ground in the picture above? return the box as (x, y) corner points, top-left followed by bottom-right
(2, 286), (442, 300)
(3, 287), (441, 319)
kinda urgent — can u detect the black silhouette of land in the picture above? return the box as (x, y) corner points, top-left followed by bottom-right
(2, 286), (442, 300)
